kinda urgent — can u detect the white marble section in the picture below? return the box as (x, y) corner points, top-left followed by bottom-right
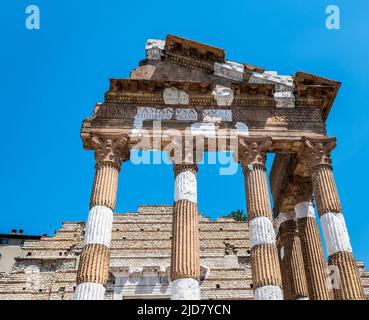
(211, 85), (234, 106)
(249, 71), (294, 87)
(163, 87), (189, 105)
(235, 122), (249, 136)
(320, 212), (352, 256)
(203, 109), (232, 122)
(280, 246), (285, 261)
(84, 205), (114, 247)
(274, 90), (295, 108)
(295, 202), (316, 219)
(174, 170), (197, 203)
(249, 216), (276, 248)
(175, 108), (198, 121)
(146, 39), (165, 60)
(274, 212), (294, 234)
(74, 282), (106, 300)
(254, 285), (283, 300)
(214, 61), (244, 81)
(134, 107), (173, 126)
(191, 122), (216, 137)
(132, 107), (174, 135)
(171, 278), (201, 300)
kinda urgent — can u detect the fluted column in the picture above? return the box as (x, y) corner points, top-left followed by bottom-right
(275, 212), (309, 300)
(295, 201), (333, 300)
(303, 136), (364, 300)
(170, 164), (200, 300)
(74, 135), (130, 300)
(239, 137), (283, 300)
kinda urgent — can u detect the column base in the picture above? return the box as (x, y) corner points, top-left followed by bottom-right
(74, 282), (106, 300)
(171, 278), (201, 300)
(254, 285), (283, 300)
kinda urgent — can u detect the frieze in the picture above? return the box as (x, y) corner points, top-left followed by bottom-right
(273, 109), (322, 123)
(95, 104), (323, 126)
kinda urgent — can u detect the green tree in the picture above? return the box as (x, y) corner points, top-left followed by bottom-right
(223, 209), (247, 222)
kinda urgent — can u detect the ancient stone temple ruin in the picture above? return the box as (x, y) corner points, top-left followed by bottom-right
(1, 35), (368, 300)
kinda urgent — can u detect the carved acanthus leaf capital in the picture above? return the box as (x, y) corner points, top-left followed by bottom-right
(303, 136), (336, 168)
(238, 136), (272, 168)
(91, 134), (130, 169)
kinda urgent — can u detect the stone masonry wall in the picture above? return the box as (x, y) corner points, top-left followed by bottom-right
(0, 205), (367, 300)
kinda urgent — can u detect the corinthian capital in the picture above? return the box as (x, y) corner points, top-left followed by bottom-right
(91, 134), (130, 169)
(238, 136), (272, 167)
(303, 136), (336, 168)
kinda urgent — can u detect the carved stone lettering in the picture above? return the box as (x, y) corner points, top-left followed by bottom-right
(135, 107), (174, 121)
(203, 109), (232, 123)
(175, 108), (198, 121)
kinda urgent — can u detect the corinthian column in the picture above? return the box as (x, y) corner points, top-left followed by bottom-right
(170, 164), (200, 300)
(303, 136), (364, 300)
(74, 135), (130, 300)
(239, 137), (283, 300)
(275, 212), (309, 300)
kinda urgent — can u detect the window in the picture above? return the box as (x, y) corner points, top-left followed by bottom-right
(0, 239), (9, 245)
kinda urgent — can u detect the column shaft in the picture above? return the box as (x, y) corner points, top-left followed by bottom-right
(295, 202), (333, 300)
(312, 165), (364, 300)
(275, 214), (309, 300)
(74, 135), (129, 300)
(170, 164), (200, 300)
(304, 137), (364, 300)
(240, 137), (283, 300)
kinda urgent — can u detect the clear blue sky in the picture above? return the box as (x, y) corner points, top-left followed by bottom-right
(1, 1), (368, 266)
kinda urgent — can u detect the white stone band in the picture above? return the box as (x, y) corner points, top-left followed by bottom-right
(146, 39), (165, 60)
(295, 202), (316, 219)
(174, 170), (197, 203)
(84, 205), (114, 247)
(211, 85), (234, 107)
(320, 212), (352, 256)
(254, 285), (283, 300)
(249, 216), (276, 249)
(274, 212), (294, 235)
(171, 278), (201, 300)
(74, 282), (105, 300)
(214, 60), (244, 81)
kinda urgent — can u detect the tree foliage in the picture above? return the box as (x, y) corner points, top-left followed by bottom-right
(223, 209), (247, 222)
